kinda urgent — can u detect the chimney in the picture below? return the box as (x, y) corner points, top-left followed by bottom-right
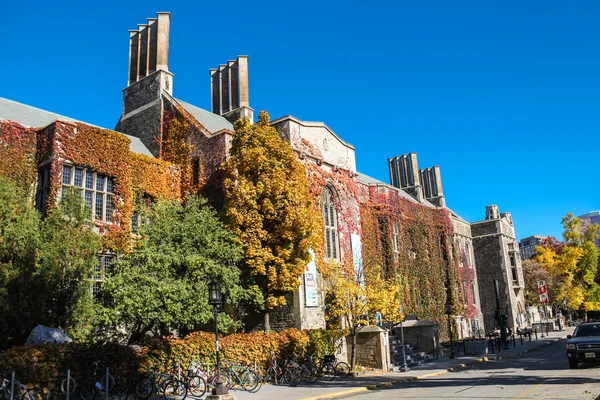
(486, 205), (500, 220)
(419, 166), (446, 207)
(118, 12), (173, 158)
(210, 56), (254, 123)
(127, 12), (171, 87)
(388, 153), (423, 202)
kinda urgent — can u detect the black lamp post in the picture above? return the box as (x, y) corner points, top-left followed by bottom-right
(208, 280), (227, 395)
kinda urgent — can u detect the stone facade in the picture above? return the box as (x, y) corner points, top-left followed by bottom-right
(471, 205), (526, 332)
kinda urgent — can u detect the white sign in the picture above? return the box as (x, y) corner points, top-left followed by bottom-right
(350, 234), (364, 285)
(304, 249), (318, 307)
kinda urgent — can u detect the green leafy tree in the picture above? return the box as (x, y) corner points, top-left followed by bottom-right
(102, 195), (243, 344)
(0, 177), (40, 347)
(36, 188), (103, 341)
(222, 111), (321, 332)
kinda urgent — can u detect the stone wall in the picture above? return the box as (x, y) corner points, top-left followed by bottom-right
(472, 234), (505, 332)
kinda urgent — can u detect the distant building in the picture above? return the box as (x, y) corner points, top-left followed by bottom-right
(579, 211), (600, 249)
(519, 235), (549, 260)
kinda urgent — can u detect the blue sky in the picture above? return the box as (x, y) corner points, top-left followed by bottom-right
(1, 0), (599, 241)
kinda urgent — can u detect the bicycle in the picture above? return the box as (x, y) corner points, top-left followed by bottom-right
(222, 361), (261, 392)
(179, 368), (207, 399)
(189, 362), (231, 391)
(263, 353), (284, 385)
(313, 355), (336, 381)
(135, 365), (180, 400)
(282, 358), (302, 386)
(0, 375), (45, 400)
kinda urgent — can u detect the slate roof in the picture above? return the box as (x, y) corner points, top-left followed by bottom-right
(356, 171), (436, 207)
(174, 98), (233, 133)
(0, 97), (154, 157)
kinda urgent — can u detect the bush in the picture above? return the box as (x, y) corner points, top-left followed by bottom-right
(0, 343), (142, 396)
(0, 328), (341, 393)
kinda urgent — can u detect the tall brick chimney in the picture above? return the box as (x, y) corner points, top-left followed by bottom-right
(210, 56), (254, 123)
(388, 153), (423, 202)
(419, 166), (446, 207)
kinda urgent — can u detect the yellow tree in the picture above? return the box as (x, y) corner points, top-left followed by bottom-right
(223, 111), (321, 332)
(324, 260), (400, 370)
(536, 213), (600, 311)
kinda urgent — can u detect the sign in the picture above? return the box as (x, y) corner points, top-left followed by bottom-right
(304, 249), (318, 307)
(350, 234), (364, 285)
(537, 280), (549, 304)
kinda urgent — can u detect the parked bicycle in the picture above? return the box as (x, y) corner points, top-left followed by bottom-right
(135, 365), (185, 400)
(1, 375), (45, 400)
(262, 353), (284, 385)
(222, 361), (261, 392)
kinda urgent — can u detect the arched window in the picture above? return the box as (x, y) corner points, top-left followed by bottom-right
(322, 187), (340, 260)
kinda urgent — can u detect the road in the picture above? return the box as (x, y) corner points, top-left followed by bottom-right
(351, 338), (600, 400)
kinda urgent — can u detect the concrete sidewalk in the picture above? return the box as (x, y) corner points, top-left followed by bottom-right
(232, 327), (573, 400)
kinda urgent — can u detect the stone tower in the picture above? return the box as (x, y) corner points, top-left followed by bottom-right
(116, 12), (173, 158)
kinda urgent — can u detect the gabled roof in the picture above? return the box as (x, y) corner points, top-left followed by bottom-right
(270, 115), (355, 149)
(174, 98), (233, 133)
(356, 171), (436, 208)
(0, 97), (154, 157)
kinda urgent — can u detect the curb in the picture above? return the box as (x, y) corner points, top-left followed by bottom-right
(298, 336), (567, 400)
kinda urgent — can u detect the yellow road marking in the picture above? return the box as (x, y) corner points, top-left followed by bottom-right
(512, 369), (568, 399)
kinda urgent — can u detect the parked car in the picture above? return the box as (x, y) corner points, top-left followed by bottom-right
(566, 322), (600, 368)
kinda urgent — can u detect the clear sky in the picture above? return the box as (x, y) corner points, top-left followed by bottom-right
(1, 1), (598, 241)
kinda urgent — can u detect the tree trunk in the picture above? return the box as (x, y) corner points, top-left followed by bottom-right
(264, 311), (271, 333)
(350, 331), (357, 371)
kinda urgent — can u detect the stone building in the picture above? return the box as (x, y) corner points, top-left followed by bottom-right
(0, 12), (536, 348)
(471, 205), (526, 331)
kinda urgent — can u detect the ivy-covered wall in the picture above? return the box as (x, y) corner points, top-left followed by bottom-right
(161, 99), (232, 208)
(0, 119), (181, 255)
(358, 182), (462, 340)
(0, 121), (37, 193)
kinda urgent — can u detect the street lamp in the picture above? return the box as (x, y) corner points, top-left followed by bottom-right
(398, 305), (409, 372)
(208, 280), (227, 395)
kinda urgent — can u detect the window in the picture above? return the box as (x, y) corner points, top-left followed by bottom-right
(510, 255), (518, 282)
(322, 187), (340, 260)
(35, 166), (50, 215)
(61, 165), (115, 222)
(92, 255), (114, 299)
(471, 281), (477, 305)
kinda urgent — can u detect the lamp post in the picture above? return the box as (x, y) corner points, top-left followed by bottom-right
(208, 281), (227, 396)
(398, 305), (409, 372)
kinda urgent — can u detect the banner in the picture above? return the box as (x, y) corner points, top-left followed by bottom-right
(350, 234), (364, 285)
(537, 280), (549, 304)
(304, 249), (318, 307)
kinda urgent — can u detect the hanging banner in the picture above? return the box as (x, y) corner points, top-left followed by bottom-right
(537, 280), (549, 304)
(350, 234), (364, 285)
(304, 249), (318, 307)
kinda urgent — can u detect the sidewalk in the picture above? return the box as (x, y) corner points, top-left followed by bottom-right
(233, 327), (573, 400)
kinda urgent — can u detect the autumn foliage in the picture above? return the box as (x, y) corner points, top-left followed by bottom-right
(223, 111), (321, 327)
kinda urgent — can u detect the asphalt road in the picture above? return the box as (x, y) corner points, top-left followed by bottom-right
(350, 338), (600, 400)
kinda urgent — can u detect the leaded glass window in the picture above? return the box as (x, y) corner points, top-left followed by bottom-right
(322, 187), (340, 260)
(61, 165), (115, 222)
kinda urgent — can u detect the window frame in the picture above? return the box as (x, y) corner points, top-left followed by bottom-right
(61, 164), (115, 223)
(322, 187), (340, 261)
